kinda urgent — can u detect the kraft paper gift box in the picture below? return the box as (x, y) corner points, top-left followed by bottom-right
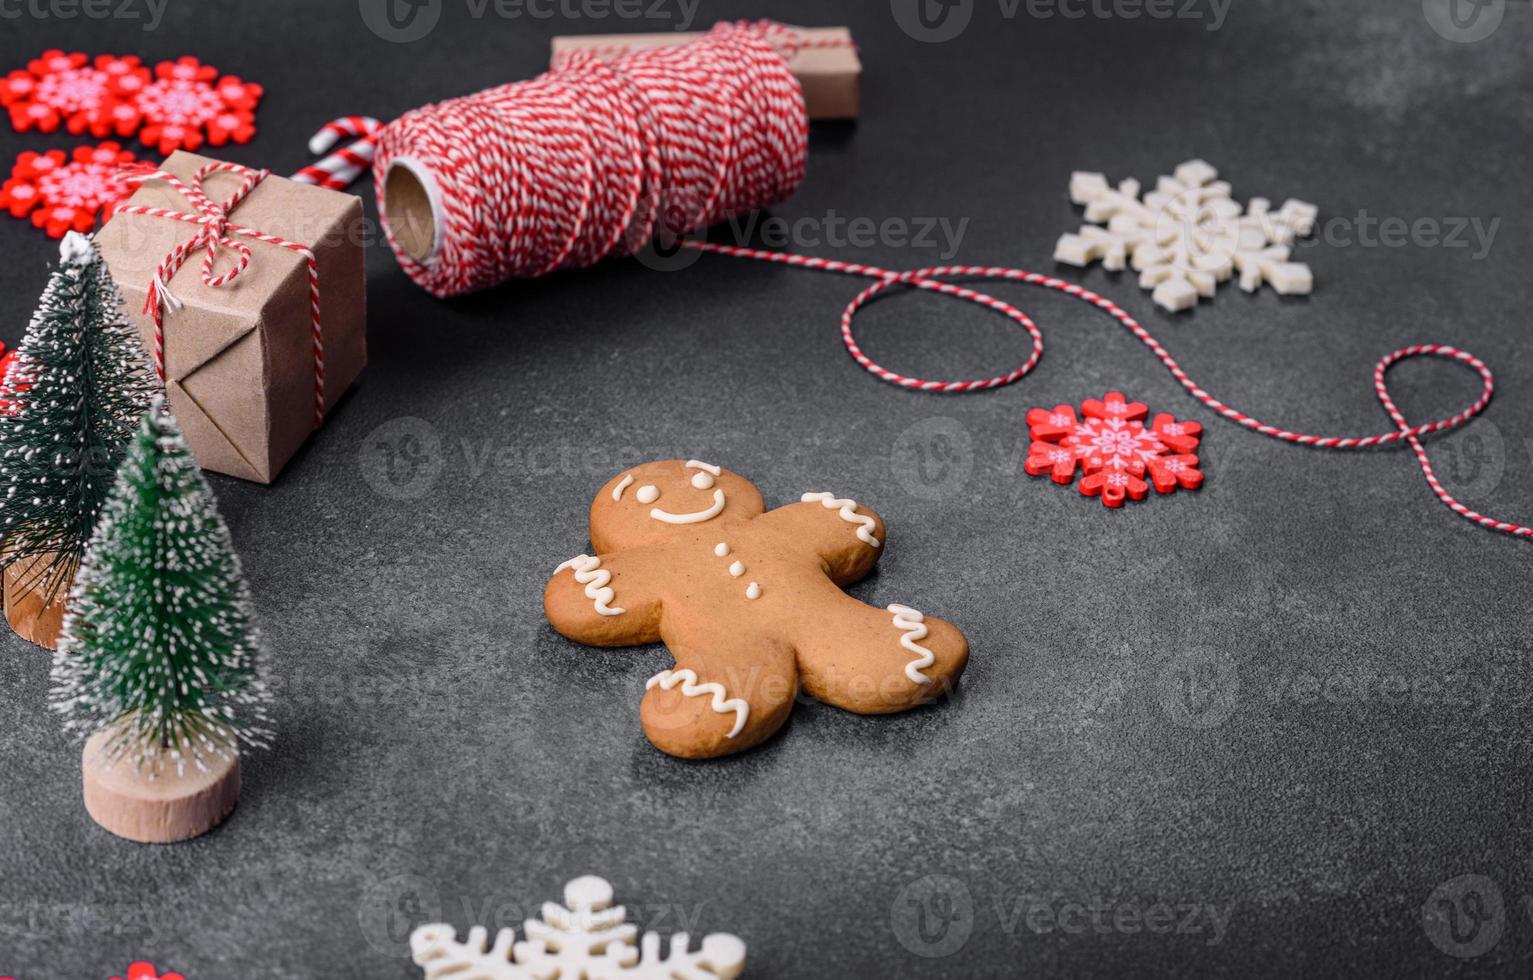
(95, 150), (366, 483)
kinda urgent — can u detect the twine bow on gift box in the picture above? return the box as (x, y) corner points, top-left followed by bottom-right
(114, 160), (327, 428)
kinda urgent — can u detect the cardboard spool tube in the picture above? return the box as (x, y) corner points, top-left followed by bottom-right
(385, 25), (859, 266)
(82, 726), (241, 844)
(4, 552), (71, 650)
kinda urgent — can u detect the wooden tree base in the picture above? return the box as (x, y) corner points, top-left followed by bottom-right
(4, 553), (69, 650)
(82, 729), (241, 843)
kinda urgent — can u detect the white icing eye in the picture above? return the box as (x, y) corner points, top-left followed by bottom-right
(637, 485), (660, 504)
(691, 471), (716, 490)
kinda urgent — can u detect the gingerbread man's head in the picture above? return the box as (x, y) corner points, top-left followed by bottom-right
(591, 459), (766, 552)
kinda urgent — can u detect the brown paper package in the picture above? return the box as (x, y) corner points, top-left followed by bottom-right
(95, 151), (367, 483)
(550, 26), (860, 120)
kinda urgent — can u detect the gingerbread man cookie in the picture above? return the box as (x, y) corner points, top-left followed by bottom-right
(544, 459), (969, 759)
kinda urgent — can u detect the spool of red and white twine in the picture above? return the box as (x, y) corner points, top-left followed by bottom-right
(294, 19), (1528, 540)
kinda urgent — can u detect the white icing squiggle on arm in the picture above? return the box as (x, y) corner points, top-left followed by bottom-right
(887, 604), (935, 684)
(801, 492), (881, 548)
(554, 555), (625, 616)
(612, 475), (634, 501)
(645, 669), (749, 738)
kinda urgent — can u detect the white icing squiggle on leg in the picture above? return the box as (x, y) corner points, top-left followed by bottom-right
(554, 555), (625, 616)
(801, 492), (882, 547)
(887, 604), (935, 685)
(645, 668), (749, 738)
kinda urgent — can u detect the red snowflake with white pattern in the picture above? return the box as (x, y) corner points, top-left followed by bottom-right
(133, 56), (262, 154)
(0, 50), (149, 136)
(1, 51), (261, 152)
(1024, 391), (1205, 508)
(0, 142), (138, 238)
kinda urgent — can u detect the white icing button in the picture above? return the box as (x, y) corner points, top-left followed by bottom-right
(714, 542), (730, 557)
(691, 471), (716, 490)
(636, 485), (659, 504)
(729, 561), (745, 577)
(746, 582), (761, 600)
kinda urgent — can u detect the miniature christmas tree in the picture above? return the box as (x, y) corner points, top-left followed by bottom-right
(0, 230), (157, 644)
(51, 398), (271, 780)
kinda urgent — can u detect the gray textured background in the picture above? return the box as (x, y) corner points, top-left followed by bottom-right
(1, 0), (1531, 976)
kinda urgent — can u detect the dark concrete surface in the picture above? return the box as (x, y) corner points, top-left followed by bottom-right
(2, 0), (1531, 976)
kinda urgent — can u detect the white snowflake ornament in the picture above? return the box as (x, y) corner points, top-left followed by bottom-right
(1054, 159), (1318, 312)
(411, 875), (746, 980)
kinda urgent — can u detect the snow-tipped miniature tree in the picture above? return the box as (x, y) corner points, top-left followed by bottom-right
(51, 399), (271, 772)
(0, 231), (158, 600)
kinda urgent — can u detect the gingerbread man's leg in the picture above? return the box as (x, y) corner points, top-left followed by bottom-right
(641, 617), (799, 759)
(792, 587), (968, 715)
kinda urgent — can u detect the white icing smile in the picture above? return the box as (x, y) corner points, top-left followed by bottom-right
(650, 487), (726, 525)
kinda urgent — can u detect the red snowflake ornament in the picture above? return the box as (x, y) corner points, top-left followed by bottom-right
(0, 49), (151, 136)
(132, 57), (261, 154)
(2, 51), (260, 149)
(1024, 391), (1205, 508)
(0, 142), (138, 237)
(111, 963), (185, 980)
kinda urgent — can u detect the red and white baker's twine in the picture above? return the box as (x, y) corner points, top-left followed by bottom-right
(117, 160), (327, 427)
(306, 20), (1522, 540)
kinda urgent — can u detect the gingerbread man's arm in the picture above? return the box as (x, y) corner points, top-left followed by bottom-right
(791, 580), (969, 715)
(757, 493), (887, 586)
(543, 547), (666, 648)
